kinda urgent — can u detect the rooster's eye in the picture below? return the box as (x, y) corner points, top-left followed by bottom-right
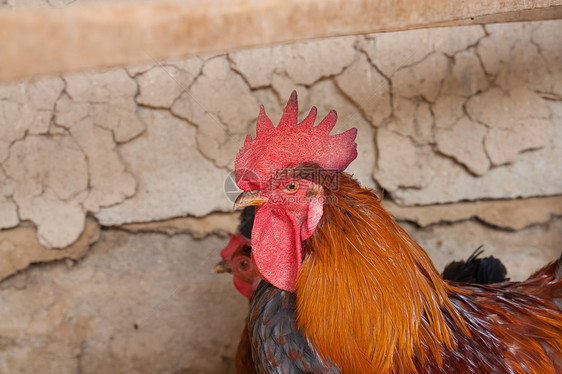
(286, 182), (298, 192)
(239, 259), (249, 270)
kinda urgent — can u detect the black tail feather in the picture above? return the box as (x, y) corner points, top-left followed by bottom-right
(442, 245), (509, 284)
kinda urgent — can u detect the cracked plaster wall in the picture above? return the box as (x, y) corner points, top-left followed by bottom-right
(0, 18), (561, 373)
(2, 21), (561, 248)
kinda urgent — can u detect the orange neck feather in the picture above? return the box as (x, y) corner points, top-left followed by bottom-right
(295, 172), (468, 373)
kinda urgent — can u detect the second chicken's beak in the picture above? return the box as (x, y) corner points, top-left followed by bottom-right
(214, 260), (231, 274)
(233, 190), (268, 210)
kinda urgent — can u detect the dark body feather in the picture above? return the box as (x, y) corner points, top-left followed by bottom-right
(248, 281), (341, 373)
(415, 281), (562, 373)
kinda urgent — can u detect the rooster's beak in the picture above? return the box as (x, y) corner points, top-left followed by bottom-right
(214, 260), (231, 274)
(233, 190), (268, 210)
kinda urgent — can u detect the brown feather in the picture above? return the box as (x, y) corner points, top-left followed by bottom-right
(293, 165), (562, 373)
(235, 317), (257, 374)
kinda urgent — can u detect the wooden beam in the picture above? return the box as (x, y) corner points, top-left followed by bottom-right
(1, 0), (561, 82)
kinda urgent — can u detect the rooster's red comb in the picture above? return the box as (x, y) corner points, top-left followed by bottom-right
(235, 91), (358, 190)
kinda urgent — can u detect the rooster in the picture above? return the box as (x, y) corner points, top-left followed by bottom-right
(233, 91), (562, 373)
